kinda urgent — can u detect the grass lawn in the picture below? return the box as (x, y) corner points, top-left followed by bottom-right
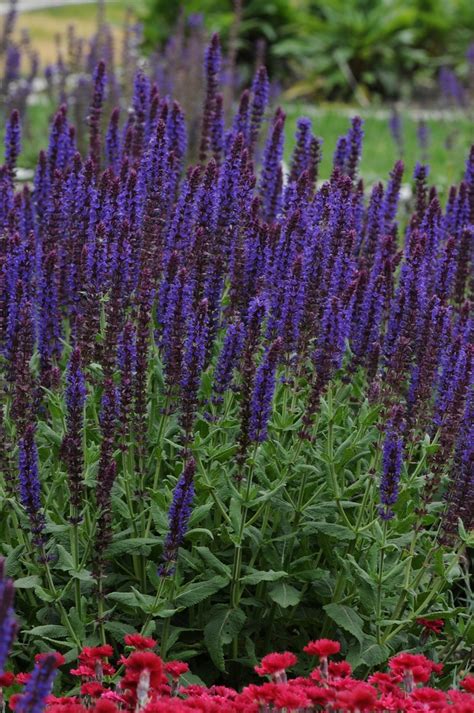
(285, 104), (473, 192)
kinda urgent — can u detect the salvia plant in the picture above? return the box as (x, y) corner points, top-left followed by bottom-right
(0, 28), (472, 695)
(1, 563), (474, 712)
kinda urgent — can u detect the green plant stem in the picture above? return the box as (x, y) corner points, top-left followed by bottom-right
(383, 546), (465, 645)
(42, 550), (82, 649)
(230, 445), (258, 611)
(144, 400), (169, 537)
(70, 506), (82, 618)
(376, 519), (388, 643)
(140, 576), (167, 636)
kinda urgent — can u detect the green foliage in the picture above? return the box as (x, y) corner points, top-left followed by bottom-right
(142, 0), (474, 99)
(2, 366), (470, 682)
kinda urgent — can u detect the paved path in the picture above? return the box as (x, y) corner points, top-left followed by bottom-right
(0, 1), (108, 14)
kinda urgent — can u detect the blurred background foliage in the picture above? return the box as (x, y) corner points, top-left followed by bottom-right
(142, 0), (474, 102)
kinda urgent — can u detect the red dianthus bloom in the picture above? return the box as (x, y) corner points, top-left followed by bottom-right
(121, 651), (164, 690)
(254, 652), (297, 677)
(164, 661), (190, 679)
(416, 618), (444, 634)
(0, 672), (15, 687)
(460, 675), (474, 694)
(303, 639), (341, 658)
(124, 634), (157, 651)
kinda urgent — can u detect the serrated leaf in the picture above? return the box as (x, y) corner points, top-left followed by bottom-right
(268, 582), (302, 608)
(323, 603), (365, 644)
(204, 606), (246, 671)
(174, 576), (228, 609)
(13, 575), (41, 589)
(55, 545), (75, 571)
(360, 642), (389, 669)
(306, 522), (355, 541)
(27, 624), (68, 638)
(34, 586), (55, 603)
(107, 537), (160, 556)
(241, 569), (287, 585)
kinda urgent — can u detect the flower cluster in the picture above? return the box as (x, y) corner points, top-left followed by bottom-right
(0, 636), (472, 713)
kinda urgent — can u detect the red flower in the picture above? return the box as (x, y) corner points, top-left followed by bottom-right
(368, 671), (402, 694)
(417, 618), (445, 634)
(335, 682), (378, 711)
(122, 651), (164, 690)
(8, 694), (22, 710)
(35, 652), (66, 668)
(80, 682), (105, 698)
(93, 700), (119, 713)
(460, 675), (474, 694)
(164, 661), (190, 680)
(70, 665), (96, 678)
(15, 672), (32, 685)
(254, 652), (297, 677)
(303, 639), (341, 658)
(389, 652), (433, 675)
(0, 672), (15, 687)
(328, 661), (352, 678)
(124, 634), (157, 650)
(273, 683), (310, 709)
(410, 686), (446, 709)
(79, 646), (113, 664)
(241, 682), (279, 704)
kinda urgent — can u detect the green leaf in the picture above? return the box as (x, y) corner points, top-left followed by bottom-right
(268, 582), (302, 608)
(107, 537), (160, 556)
(27, 624), (68, 638)
(185, 527), (214, 541)
(194, 547), (231, 578)
(204, 606), (246, 671)
(306, 522), (355, 541)
(241, 569), (287, 585)
(55, 545), (75, 571)
(174, 576), (229, 609)
(34, 586), (55, 603)
(104, 621), (136, 642)
(13, 575), (41, 589)
(323, 603), (365, 644)
(360, 642), (389, 669)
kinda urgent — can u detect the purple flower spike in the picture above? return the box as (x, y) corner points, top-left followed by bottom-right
(89, 60), (107, 170)
(61, 347), (87, 517)
(15, 653), (58, 713)
(159, 458), (196, 576)
(249, 336), (283, 443)
(346, 116), (364, 180)
(106, 107), (121, 172)
(249, 65), (270, 154)
(0, 559), (17, 675)
(259, 109), (285, 221)
(379, 410), (405, 520)
(200, 33), (221, 163)
(18, 425), (47, 553)
(212, 319), (246, 400)
(4, 109), (21, 182)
